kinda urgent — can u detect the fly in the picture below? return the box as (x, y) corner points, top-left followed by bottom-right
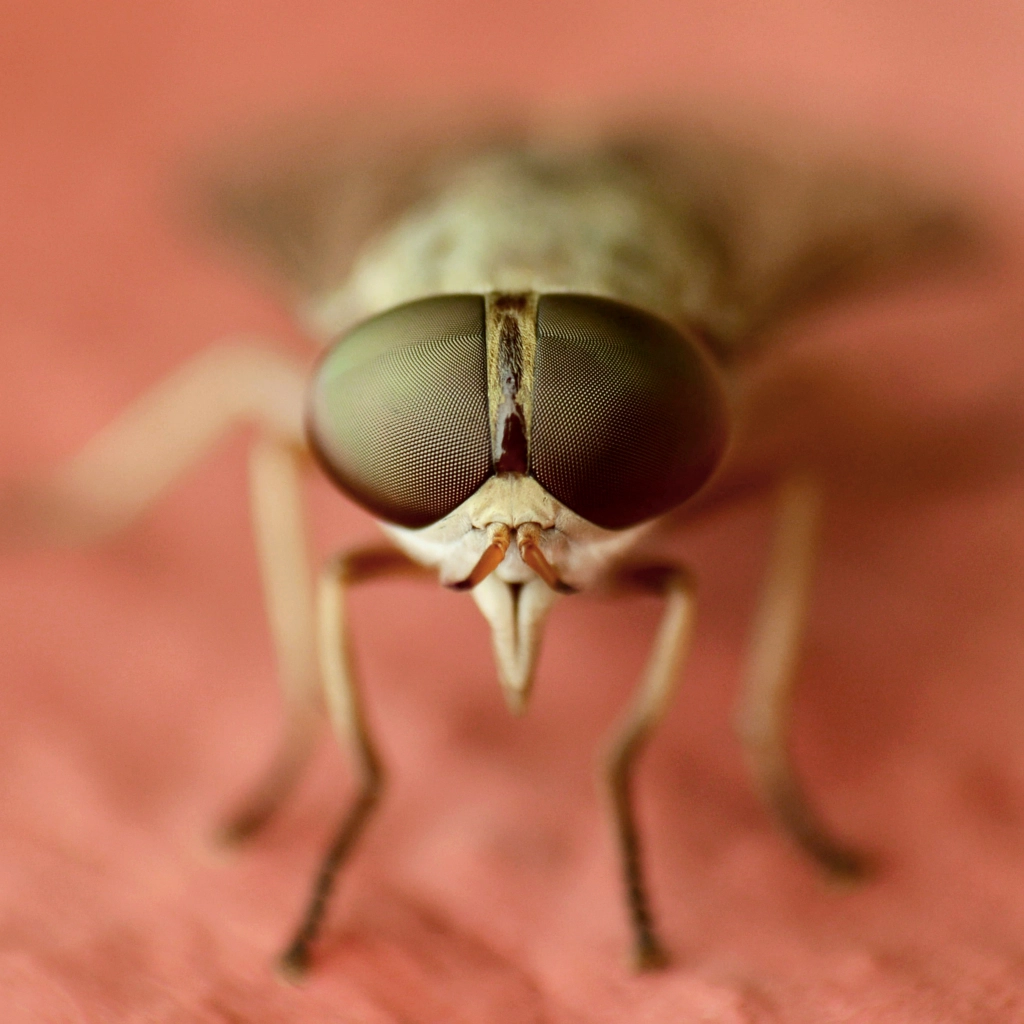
(0, 120), (970, 975)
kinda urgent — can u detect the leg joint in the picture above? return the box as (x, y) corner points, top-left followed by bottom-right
(323, 545), (424, 587)
(615, 562), (695, 596)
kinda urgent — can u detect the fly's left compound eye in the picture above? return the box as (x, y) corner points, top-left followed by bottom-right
(306, 295), (491, 528)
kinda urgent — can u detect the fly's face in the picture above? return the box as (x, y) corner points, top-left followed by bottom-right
(306, 291), (730, 591)
(307, 288), (729, 714)
(376, 472), (655, 595)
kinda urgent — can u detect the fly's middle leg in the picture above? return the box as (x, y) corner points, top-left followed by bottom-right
(0, 342), (326, 846)
(216, 434), (321, 845)
(735, 474), (866, 879)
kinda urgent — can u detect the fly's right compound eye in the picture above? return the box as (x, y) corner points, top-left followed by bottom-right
(306, 295), (492, 528)
(530, 295), (728, 529)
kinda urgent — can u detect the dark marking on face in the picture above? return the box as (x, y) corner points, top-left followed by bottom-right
(492, 295), (529, 474)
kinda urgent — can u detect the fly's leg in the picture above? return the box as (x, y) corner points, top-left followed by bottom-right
(216, 435), (319, 845)
(0, 344), (326, 845)
(279, 545), (432, 979)
(603, 564), (696, 971)
(1, 345), (308, 544)
(735, 475), (865, 878)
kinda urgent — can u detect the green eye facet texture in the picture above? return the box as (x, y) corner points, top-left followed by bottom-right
(307, 295), (491, 528)
(530, 295), (728, 529)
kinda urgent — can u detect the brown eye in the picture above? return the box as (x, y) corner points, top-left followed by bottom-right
(306, 295), (491, 528)
(530, 295), (728, 529)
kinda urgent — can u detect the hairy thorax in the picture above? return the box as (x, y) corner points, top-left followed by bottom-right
(308, 148), (721, 339)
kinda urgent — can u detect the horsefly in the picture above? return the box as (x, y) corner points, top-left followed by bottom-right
(0, 117), (969, 975)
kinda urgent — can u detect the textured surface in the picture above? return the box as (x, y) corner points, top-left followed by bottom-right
(2, 2), (1024, 1022)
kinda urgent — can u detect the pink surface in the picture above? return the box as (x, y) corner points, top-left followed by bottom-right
(2, 2), (1024, 1021)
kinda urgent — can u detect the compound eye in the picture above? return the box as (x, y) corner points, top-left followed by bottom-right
(530, 295), (728, 529)
(307, 295), (491, 528)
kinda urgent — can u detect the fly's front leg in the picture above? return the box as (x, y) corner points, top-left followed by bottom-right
(604, 563), (696, 971)
(216, 435), (320, 845)
(1, 345), (307, 545)
(279, 545), (432, 979)
(736, 475), (865, 878)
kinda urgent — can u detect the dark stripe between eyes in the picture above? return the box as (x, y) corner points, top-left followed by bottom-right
(491, 294), (529, 474)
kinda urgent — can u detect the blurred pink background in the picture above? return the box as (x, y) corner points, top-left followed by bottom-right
(2, 1), (1024, 1020)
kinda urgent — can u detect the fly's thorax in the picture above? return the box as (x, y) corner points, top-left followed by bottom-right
(307, 148), (721, 338)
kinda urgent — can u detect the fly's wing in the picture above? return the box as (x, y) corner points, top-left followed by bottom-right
(193, 109), (983, 354)
(192, 109), (527, 340)
(611, 119), (996, 526)
(611, 120), (982, 361)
